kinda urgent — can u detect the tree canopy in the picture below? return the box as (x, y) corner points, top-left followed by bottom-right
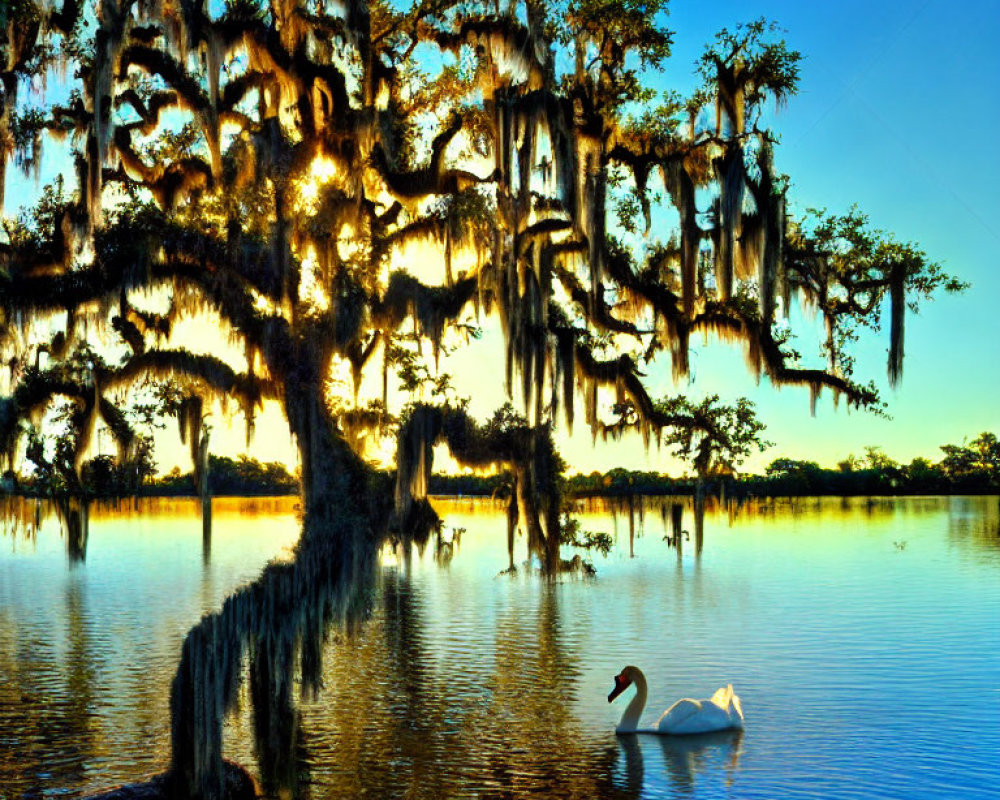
(0, 0), (963, 542)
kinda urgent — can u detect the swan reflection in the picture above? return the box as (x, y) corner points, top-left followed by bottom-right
(618, 729), (743, 796)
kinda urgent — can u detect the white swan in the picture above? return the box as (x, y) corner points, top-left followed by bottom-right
(608, 665), (744, 735)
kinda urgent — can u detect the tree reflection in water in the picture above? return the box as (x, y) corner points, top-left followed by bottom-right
(57, 497), (90, 564)
(0, 495), (42, 542)
(947, 496), (1000, 560)
(0, 496), (90, 563)
(166, 526), (639, 799)
(168, 515), (384, 799)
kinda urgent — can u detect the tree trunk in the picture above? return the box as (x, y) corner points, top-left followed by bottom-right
(513, 464), (562, 575)
(507, 492), (518, 571)
(201, 496), (212, 566)
(196, 426), (211, 556)
(57, 496), (89, 564)
(284, 373), (373, 534)
(515, 464), (545, 562)
(694, 480), (705, 556)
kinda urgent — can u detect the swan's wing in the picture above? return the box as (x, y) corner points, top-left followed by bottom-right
(656, 698), (703, 733)
(658, 692), (742, 734)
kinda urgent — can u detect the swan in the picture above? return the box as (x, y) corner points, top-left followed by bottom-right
(608, 665), (743, 735)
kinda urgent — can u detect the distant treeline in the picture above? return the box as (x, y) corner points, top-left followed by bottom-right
(565, 462), (993, 498)
(4, 454), (299, 498)
(152, 455), (299, 496)
(739, 434), (1000, 497)
(6, 433), (997, 500)
(148, 455), (299, 496)
(430, 465), (994, 499)
(431, 434), (1000, 498)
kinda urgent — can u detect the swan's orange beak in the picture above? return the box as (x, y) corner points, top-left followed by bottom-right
(608, 673), (631, 703)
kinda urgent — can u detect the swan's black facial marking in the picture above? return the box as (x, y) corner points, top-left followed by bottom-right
(608, 672), (632, 703)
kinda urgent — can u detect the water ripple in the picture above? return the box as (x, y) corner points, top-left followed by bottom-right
(1, 496), (998, 798)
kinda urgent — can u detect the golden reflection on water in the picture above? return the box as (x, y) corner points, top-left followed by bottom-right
(428, 494), (993, 571)
(570, 493), (957, 522)
(431, 493), (966, 528)
(0, 494), (302, 528)
(87, 495), (301, 519)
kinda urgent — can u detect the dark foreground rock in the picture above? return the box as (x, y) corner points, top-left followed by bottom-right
(85, 761), (257, 800)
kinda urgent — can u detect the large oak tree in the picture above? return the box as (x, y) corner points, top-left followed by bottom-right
(0, 0), (965, 794)
(0, 0), (962, 556)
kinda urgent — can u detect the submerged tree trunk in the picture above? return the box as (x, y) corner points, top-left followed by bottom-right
(56, 496), (90, 564)
(197, 427), (212, 560)
(694, 481), (705, 556)
(514, 462), (561, 574)
(201, 497), (212, 566)
(671, 502), (684, 558)
(507, 492), (518, 571)
(515, 464), (545, 561)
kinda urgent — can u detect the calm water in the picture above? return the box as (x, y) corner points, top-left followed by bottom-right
(1, 495), (998, 799)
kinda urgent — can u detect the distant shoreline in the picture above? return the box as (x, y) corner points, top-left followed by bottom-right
(3, 486), (998, 502)
(7, 444), (997, 501)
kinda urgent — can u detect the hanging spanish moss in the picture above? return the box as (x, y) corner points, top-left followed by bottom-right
(749, 142), (785, 329)
(392, 403), (568, 573)
(888, 260), (906, 387)
(660, 159), (702, 319)
(712, 143), (745, 301)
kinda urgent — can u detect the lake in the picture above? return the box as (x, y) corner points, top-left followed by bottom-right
(1, 495), (998, 799)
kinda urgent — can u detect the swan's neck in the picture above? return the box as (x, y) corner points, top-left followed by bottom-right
(617, 668), (647, 733)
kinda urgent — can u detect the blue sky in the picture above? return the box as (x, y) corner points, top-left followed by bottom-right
(577, 0), (1000, 472)
(450, 0), (1000, 473)
(5, 0), (998, 475)
(683, 0), (1000, 469)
